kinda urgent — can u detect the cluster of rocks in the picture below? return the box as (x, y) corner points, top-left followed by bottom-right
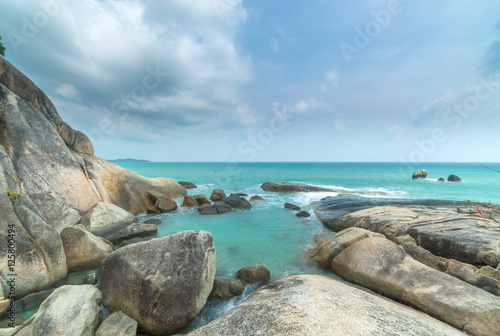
(412, 169), (462, 182)
(209, 264), (270, 300)
(284, 202), (311, 218)
(195, 189), (254, 215)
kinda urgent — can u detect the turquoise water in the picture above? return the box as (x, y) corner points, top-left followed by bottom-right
(3, 162), (499, 332)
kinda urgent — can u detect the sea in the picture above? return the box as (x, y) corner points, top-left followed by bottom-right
(3, 162), (500, 333)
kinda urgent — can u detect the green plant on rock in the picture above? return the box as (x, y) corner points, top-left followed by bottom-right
(7, 190), (19, 200)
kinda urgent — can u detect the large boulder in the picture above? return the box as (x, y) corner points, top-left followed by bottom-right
(30, 285), (102, 336)
(236, 264), (270, 285)
(412, 169), (427, 179)
(104, 223), (158, 244)
(60, 225), (114, 271)
(188, 275), (463, 336)
(81, 202), (135, 237)
(156, 197), (178, 213)
(182, 196), (199, 207)
(194, 194), (211, 206)
(178, 181), (197, 189)
(96, 311), (138, 336)
(223, 194), (251, 210)
(284, 203), (301, 210)
(209, 189), (227, 202)
(331, 237), (500, 336)
(30, 192), (81, 233)
(448, 174), (462, 182)
(320, 205), (500, 267)
(98, 231), (216, 335)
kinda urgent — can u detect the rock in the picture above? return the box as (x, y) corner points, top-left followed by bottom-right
(448, 174), (462, 182)
(96, 311), (138, 336)
(236, 264), (270, 285)
(249, 195), (264, 202)
(81, 202), (135, 236)
(61, 225), (114, 271)
(213, 201), (232, 214)
(223, 194), (252, 210)
(284, 203), (301, 210)
(198, 202), (232, 215)
(178, 181), (197, 189)
(296, 211), (311, 218)
(188, 274), (464, 336)
(438, 177), (445, 182)
(58, 122), (76, 148)
(30, 192), (81, 233)
(72, 130), (94, 155)
(105, 223), (158, 244)
(209, 189), (227, 202)
(10, 196), (68, 295)
(320, 204), (500, 267)
(157, 197), (178, 213)
(147, 190), (164, 204)
(331, 237), (500, 336)
(143, 218), (161, 225)
(182, 196), (199, 207)
(262, 182), (337, 192)
(306, 227), (384, 268)
(234, 193), (248, 197)
(83, 272), (98, 285)
(98, 231), (216, 335)
(199, 206), (220, 215)
(412, 169), (427, 179)
(194, 194), (211, 206)
(30, 285), (102, 336)
(147, 206), (161, 214)
(209, 278), (245, 300)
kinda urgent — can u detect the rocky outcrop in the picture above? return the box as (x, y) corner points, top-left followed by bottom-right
(236, 264), (270, 285)
(157, 197), (178, 213)
(29, 285), (103, 336)
(284, 203), (301, 210)
(98, 231), (216, 335)
(209, 189), (227, 202)
(319, 205), (500, 267)
(262, 182), (337, 192)
(179, 181), (197, 189)
(188, 274), (463, 336)
(296, 210), (311, 218)
(60, 225), (114, 271)
(81, 202), (135, 237)
(412, 169), (427, 179)
(96, 311), (138, 336)
(198, 202), (232, 215)
(209, 278), (245, 300)
(448, 174), (462, 182)
(30, 192), (81, 233)
(0, 57), (186, 216)
(331, 237), (500, 336)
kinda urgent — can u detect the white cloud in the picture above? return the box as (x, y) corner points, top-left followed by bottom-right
(56, 84), (78, 98)
(290, 98), (321, 114)
(321, 70), (339, 92)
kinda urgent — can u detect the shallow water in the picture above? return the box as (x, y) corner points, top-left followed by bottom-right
(3, 162), (499, 333)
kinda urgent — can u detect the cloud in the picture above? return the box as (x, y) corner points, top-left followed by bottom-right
(56, 84), (78, 99)
(290, 98), (321, 114)
(321, 70), (339, 92)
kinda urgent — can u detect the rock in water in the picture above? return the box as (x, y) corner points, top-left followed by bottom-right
(296, 210), (311, 218)
(60, 225), (114, 271)
(236, 264), (270, 284)
(188, 275), (464, 336)
(209, 278), (245, 300)
(209, 189), (227, 202)
(182, 196), (199, 207)
(249, 195), (264, 202)
(223, 194), (252, 210)
(438, 177), (445, 182)
(30, 285), (103, 336)
(178, 181), (197, 189)
(448, 174), (462, 182)
(156, 197), (178, 213)
(81, 202), (135, 236)
(98, 231), (216, 335)
(412, 169), (427, 179)
(96, 311), (138, 336)
(331, 237), (500, 336)
(284, 203), (301, 210)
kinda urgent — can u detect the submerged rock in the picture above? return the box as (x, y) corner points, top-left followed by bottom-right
(249, 195), (264, 202)
(438, 177), (445, 182)
(236, 264), (270, 285)
(331, 237), (500, 336)
(142, 218), (162, 225)
(284, 203), (301, 211)
(98, 231), (216, 335)
(412, 169), (427, 179)
(188, 274), (463, 336)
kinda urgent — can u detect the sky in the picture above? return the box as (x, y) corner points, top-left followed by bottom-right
(1, 0), (500, 162)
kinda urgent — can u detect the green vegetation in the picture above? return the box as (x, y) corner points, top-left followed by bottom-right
(7, 190), (19, 200)
(0, 36), (5, 57)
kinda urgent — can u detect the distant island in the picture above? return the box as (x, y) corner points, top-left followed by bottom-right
(108, 158), (152, 163)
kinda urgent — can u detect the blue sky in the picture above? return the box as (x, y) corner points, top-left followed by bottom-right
(1, 0), (500, 162)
